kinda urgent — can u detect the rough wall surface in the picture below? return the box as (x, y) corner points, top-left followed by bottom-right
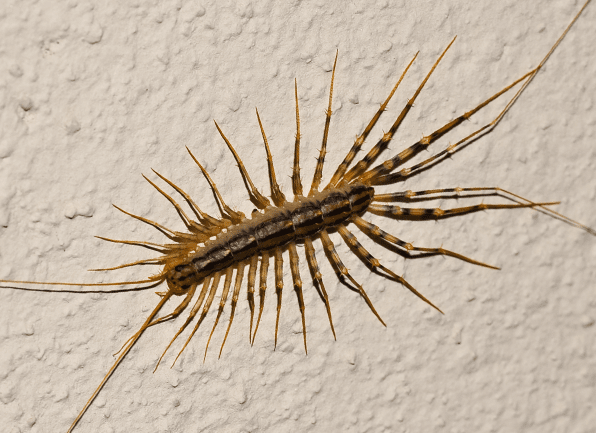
(1, 0), (595, 432)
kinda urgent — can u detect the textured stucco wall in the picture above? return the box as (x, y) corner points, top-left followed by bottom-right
(1, 1), (595, 432)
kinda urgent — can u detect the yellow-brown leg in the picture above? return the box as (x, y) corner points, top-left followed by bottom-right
(342, 38), (456, 184)
(303, 238), (336, 340)
(288, 242), (307, 353)
(367, 201), (559, 220)
(256, 108), (287, 205)
(273, 247), (284, 349)
(326, 52), (418, 189)
(220, 262), (246, 358)
(292, 79), (304, 197)
(213, 121), (271, 209)
(186, 146), (245, 223)
(172, 272), (222, 367)
(319, 230), (386, 326)
(309, 51), (338, 196)
(153, 277), (212, 371)
(151, 168), (224, 228)
(338, 225), (443, 314)
(352, 215), (498, 269)
(252, 251), (270, 345)
(363, 3), (590, 186)
(246, 254), (259, 343)
(204, 266), (234, 362)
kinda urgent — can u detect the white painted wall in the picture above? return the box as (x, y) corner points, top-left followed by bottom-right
(1, 1), (595, 432)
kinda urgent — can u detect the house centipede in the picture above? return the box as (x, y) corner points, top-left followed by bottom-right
(1, 1), (594, 432)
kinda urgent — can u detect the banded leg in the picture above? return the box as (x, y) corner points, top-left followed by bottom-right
(273, 247), (284, 349)
(352, 215), (498, 269)
(288, 242), (307, 353)
(319, 230), (386, 326)
(342, 38), (456, 184)
(154, 276), (212, 371)
(363, 6), (591, 187)
(256, 109), (287, 205)
(374, 187), (596, 236)
(304, 238), (336, 340)
(246, 254), (259, 343)
(309, 51), (338, 196)
(252, 251), (270, 345)
(186, 146), (245, 223)
(292, 79), (304, 197)
(204, 266), (234, 362)
(143, 174), (210, 235)
(365, 0), (593, 185)
(338, 225), (443, 314)
(173, 272), (223, 367)
(214, 121), (271, 209)
(367, 201), (559, 220)
(326, 52), (418, 189)
(151, 169), (223, 228)
(220, 262), (246, 358)
(360, 69), (538, 185)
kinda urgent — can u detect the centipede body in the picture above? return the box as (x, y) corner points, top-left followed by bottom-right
(1, 1), (595, 432)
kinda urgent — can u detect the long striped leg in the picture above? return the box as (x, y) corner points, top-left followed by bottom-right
(213, 121), (271, 210)
(246, 254), (259, 343)
(151, 169), (223, 228)
(204, 266), (234, 362)
(304, 237), (336, 340)
(309, 51), (338, 196)
(341, 38), (456, 184)
(337, 225), (443, 314)
(172, 272), (223, 367)
(361, 4), (588, 186)
(375, 188), (596, 236)
(256, 109), (287, 205)
(319, 230), (386, 326)
(142, 174), (210, 236)
(326, 51), (418, 189)
(220, 262), (246, 358)
(288, 242), (307, 353)
(358, 67), (536, 185)
(352, 215), (498, 269)
(252, 251), (270, 345)
(186, 146), (245, 223)
(292, 79), (304, 197)
(153, 277), (212, 371)
(273, 247), (284, 349)
(367, 201), (559, 220)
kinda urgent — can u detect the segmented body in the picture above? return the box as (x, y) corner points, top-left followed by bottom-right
(170, 184), (373, 289)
